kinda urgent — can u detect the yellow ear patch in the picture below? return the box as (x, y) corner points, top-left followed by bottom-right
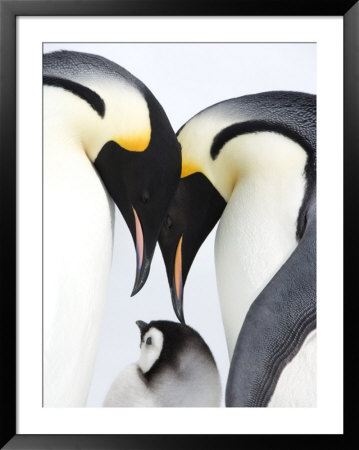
(181, 159), (202, 178)
(114, 129), (151, 152)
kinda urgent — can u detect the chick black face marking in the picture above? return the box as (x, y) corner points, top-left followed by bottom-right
(136, 320), (219, 386)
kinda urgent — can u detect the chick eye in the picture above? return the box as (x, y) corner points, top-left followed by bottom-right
(146, 337), (152, 345)
(141, 190), (150, 204)
(166, 215), (173, 229)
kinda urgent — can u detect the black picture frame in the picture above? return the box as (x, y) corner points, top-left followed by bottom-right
(1, 1), (356, 448)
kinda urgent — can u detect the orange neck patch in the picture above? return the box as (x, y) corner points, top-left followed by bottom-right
(114, 130), (151, 152)
(181, 159), (202, 178)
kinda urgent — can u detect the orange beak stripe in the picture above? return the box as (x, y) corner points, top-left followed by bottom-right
(133, 207), (144, 270)
(174, 235), (183, 301)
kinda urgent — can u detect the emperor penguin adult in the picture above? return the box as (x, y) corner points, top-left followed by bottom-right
(159, 91), (316, 407)
(103, 320), (221, 407)
(43, 50), (181, 406)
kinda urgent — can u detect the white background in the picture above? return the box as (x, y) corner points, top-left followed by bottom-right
(18, 17), (342, 434)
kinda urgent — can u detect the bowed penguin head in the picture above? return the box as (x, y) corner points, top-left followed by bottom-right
(43, 50), (181, 295)
(159, 91), (316, 322)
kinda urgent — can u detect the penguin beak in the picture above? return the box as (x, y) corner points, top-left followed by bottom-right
(171, 235), (185, 323)
(159, 173), (226, 323)
(131, 207), (150, 297)
(136, 320), (148, 346)
(136, 320), (148, 333)
(93, 133), (181, 298)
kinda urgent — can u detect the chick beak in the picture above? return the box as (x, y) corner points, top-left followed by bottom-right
(136, 320), (148, 333)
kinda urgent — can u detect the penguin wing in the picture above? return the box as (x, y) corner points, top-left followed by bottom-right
(225, 196), (316, 407)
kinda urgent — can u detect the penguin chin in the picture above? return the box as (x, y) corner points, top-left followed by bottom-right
(137, 328), (164, 373)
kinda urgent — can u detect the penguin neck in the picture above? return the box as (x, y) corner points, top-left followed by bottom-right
(44, 86), (102, 161)
(43, 87), (115, 405)
(210, 131), (308, 201)
(213, 132), (308, 358)
(44, 82), (151, 162)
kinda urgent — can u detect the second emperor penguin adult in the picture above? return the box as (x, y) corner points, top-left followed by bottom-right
(103, 320), (222, 407)
(43, 50), (181, 406)
(159, 91), (316, 407)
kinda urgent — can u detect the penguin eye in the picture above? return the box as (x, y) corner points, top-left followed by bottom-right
(141, 190), (150, 204)
(146, 337), (152, 345)
(166, 215), (173, 229)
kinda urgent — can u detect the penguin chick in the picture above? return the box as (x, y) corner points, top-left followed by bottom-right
(103, 320), (222, 407)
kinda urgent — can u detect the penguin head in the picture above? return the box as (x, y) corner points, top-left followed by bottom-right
(158, 174), (226, 322)
(158, 112), (227, 323)
(43, 50), (181, 295)
(136, 320), (165, 374)
(135, 319), (216, 377)
(159, 91), (316, 322)
(93, 97), (182, 295)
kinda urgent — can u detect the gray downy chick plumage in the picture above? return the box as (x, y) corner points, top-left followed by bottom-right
(103, 320), (222, 407)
